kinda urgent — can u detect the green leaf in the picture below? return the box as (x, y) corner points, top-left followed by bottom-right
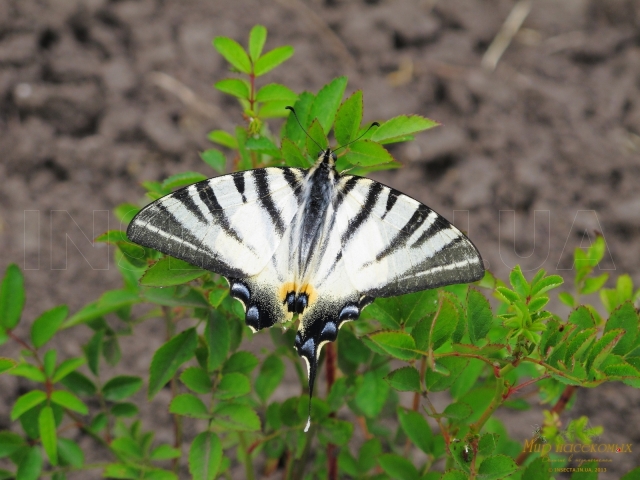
(309, 76), (348, 134)
(103, 463), (139, 479)
(31, 305), (68, 348)
(378, 453), (419, 480)
(356, 438), (382, 474)
(63, 289), (141, 328)
(148, 328), (197, 399)
(509, 265), (530, 297)
(51, 391), (88, 414)
(60, 371), (95, 397)
(43, 349), (56, 378)
(255, 355), (285, 402)
(16, 447), (42, 480)
(258, 100), (292, 118)
(477, 454), (518, 480)
(581, 273), (609, 295)
(39, 406), (58, 465)
(57, 438), (84, 468)
(431, 295), (459, 351)
(211, 403), (261, 431)
(0, 264), (25, 330)
(189, 432), (222, 480)
(587, 235), (606, 267)
(318, 418), (353, 446)
(170, 393), (210, 419)
(110, 403), (138, 417)
(205, 314), (229, 372)
(141, 257), (207, 287)
(0, 357), (17, 374)
(559, 292), (576, 308)
(334, 90), (363, 146)
(604, 301), (638, 356)
(369, 331), (416, 360)
(222, 351), (258, 375)
(442, 401), (472, 420)
(51, 357), (85, 383)
(441, 472), (468, 480)
(586, 329), (623, 372)
(213, 37), (251, 73)
(214, 79), (249, 99)
(256, 83), (298, 103)
(531, 275), (564, 297)
(285, 92), (315, 147)
(200, 149), (226, 174)
(114, 203), (140, 224)
(180, 367), (212, 394)
(370, 115), (439, 143)
(249, 25), (267, 61)
(478, 433), (498, 456)
(85, 329), (103, 376)
(161, 172), (208, 191)
(341, 140), (395, 168)
(245, 136), (280, 155)
(305, 119), (328, 156)
(467, 288), (493, 345)
(102, 376), (143, 401)
(385, 366), (420, 392)
(254, 45), (294, 76)
(398, 408), (433, 454)
(208, 130), (238, 149)
(281, 138), (312, 168)
(354, 370), (389, 418)
(425, 357), (468, 392)
(150, 444), (181, 461)
(11, 390), (47, 421)
(9, 362), (45, 382)
(0, 431), (25, 457)
(215, 372), (251, 399)
(622, 468), (640, 480)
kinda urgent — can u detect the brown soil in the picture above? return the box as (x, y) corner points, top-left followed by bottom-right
(1, 0), (640, 478)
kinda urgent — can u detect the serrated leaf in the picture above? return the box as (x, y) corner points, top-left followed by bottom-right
(369, 331), (416, 360)
(442, 401), (472, 420)
(213, 37), (251, 73)
(509, 266), (529, 297)
(255, 355), (285, 402)
(385, 366), (421, 392)
(378, 454), (419, 480)
(431, 295), (459, 351)
(16, 447), (42, 480)
(305, 119), (328, 156)
(285, 92), (315, 147)
(341, 140), (394, 167)
(258, 100), (292, 118)
(357, 438), (382, 473)
(141, 257), (207, 287)
(559, 292), (576, 308)
(370, 115), (439, 143)
(150, 444), (181, 461)
(51, 390), (88, 414)
(531, 275), (564, 297)
(398, 408), (433, 454)
(211, 404), (260, 431)
(39, 406), (57, 465)
(249, 25), (267, 61)
(214, 78), (249, 99)
(161, 172), (208, 191)
(189, 432), (222, 480)
(586, 329), (623, 373)
(148, 328), (197, 399)
(281, 138), (312, 168)
(581, 273), (609, 295)
(11, 390), (47, 421)
(51, 357), (85, 383)
(0, 263), (25, 330)
(467, 288), (492, 345)
(208, 130), (237, 149)
(31, 305), (68, 348)
(205, 313), (229, 372)
(180, 367), (212, 394)
(0, 357), (17, 375)
(60, 372), (96, 397)
(245, 136), (280, 155)
(254, 45), (294, 76)
(256, 83), (297, 103)
(354, 370), (389, 418)
(215, 372), (251, 399)
(308, 76), (347, 134)
(477, 454), (518, 480)
(200, 149), (226, 174)
(222, 351), (258, 375)
(522, 456), (550, 480)
(426, 357), (468, 392)
(334, 90), (363, 146)
(170, 393), (209, 418)
(604, 301), (638, 356)
(318, 418), (353, 446)
(102, 376), (143, 401)
(111, 403), (138, 417)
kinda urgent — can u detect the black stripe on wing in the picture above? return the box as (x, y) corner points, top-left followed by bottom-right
(375, 204), (433, 262)
(341, 181), (384, 245)
(253, 169), (286, 236)
(196, 181), (244, 245)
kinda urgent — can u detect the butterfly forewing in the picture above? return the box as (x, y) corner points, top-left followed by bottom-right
(127, 167), (306, 279)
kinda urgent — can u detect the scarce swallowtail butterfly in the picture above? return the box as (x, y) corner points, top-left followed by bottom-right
(127, 108), (484, 432)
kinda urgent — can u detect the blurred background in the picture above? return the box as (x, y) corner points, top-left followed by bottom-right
(1, 0), (639, 477)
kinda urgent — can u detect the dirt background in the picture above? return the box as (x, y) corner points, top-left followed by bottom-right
(1, 0), (640, 477)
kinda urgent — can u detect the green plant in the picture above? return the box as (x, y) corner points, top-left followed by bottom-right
(1, 25), (640, 480)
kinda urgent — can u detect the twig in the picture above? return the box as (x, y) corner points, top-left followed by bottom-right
(481, 0), (532, 72)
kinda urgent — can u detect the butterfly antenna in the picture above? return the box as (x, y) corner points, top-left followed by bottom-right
(333, 121), (381, 154)
(285, 106), (323, 152)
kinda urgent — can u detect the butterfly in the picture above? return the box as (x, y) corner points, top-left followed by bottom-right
(127, 109), (484, 431)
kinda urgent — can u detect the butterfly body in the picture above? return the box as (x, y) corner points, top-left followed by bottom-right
(127, 148), (484, 431)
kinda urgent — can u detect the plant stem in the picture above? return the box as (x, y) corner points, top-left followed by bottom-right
(470, 364), (513, 434)
(238, 432), (256, 480)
